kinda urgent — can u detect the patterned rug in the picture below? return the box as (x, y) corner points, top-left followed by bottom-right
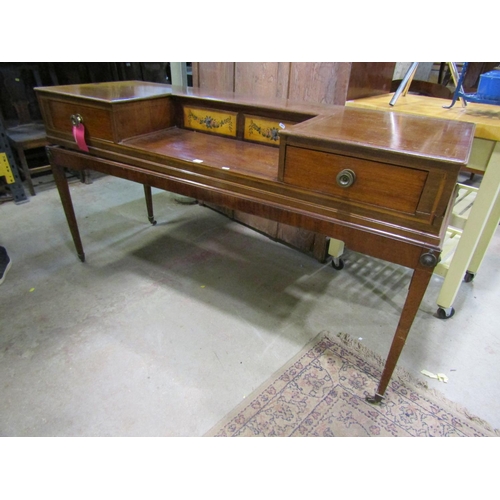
(206, 332), (499, 437)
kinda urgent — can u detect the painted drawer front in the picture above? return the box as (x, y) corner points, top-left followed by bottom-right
(283, 146), (428, 214)
(45, 99), (114, 141)
(183, 106), (237, 137)
(243, 115), (294, 145)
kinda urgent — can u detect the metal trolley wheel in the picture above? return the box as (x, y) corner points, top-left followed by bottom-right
(331, 258), (345, 270)
(464, 271), (475, 283)
(437, 307), (455, 320)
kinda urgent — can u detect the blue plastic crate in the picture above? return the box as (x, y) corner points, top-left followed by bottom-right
(477, 70), (500, 100)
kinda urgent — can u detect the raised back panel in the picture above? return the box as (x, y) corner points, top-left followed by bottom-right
(182, 106), (237, 137)
(243, 115), (295, 146)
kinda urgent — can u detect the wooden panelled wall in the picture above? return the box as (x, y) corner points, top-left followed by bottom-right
(192, 62), (396, 261)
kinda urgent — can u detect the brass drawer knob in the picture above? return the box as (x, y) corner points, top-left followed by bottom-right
(71, 114), (83, 126)
(336, 169), (356, 188)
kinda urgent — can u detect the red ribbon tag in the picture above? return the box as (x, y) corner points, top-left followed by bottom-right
(72, 123), (89, 152)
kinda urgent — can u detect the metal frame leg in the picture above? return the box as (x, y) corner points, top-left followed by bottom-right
(328, 238), (345, 269)
(390, 63), (419, 106)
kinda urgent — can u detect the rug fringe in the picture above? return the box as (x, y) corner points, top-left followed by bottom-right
(332, 331), (500, 437)
(334, 331), (429, 389)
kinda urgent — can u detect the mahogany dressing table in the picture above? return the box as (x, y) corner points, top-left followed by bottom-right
(35, 81), (475, 403)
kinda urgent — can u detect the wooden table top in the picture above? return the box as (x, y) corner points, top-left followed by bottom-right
(281, 109), (474, 166)
(35, 81), (336, 117)
(346, 93), (500, 142)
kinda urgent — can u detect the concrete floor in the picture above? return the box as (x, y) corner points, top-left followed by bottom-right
(1, 172), (499, 436)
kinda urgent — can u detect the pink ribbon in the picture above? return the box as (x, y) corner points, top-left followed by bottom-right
(72, 123), (89, 152)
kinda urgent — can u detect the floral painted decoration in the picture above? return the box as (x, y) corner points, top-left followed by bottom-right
(248, 120), (280, 142)
(187, 111), (233, 132)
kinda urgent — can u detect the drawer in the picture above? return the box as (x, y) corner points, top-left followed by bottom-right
(44, 99), (114, 141)
(283, 146), (428, 214)
(38, 94), (176, 145)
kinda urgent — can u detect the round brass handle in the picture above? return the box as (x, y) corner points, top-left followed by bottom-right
(336, 169), (356, 188)
(71, 114), (83, 126)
